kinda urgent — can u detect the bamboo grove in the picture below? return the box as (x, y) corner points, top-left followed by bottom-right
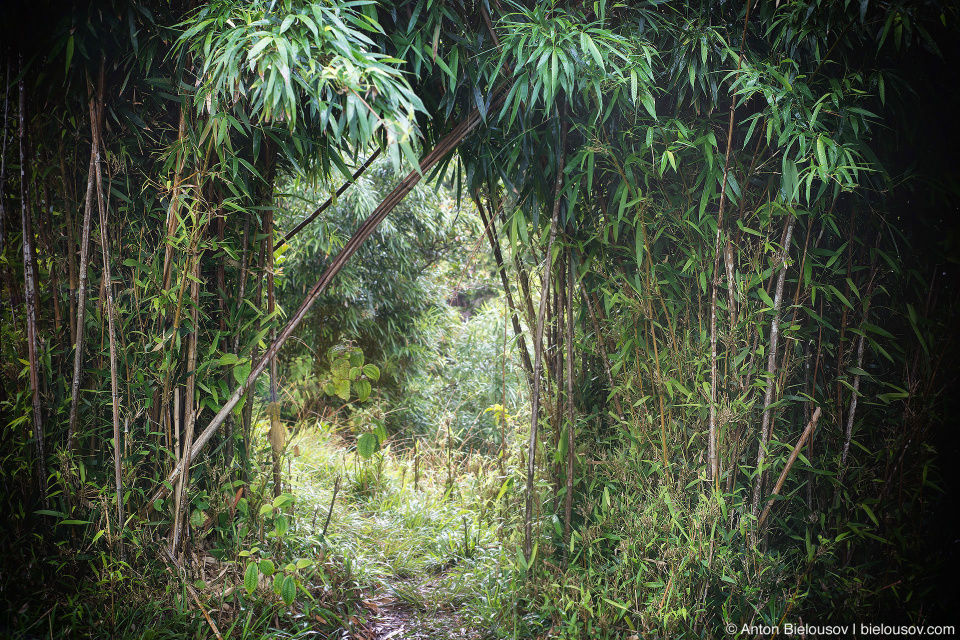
(2, 0), (959, 636)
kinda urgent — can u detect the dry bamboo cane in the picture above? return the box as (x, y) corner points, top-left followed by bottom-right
(523, 113), (566, 563)
(66, 67), (104, 454)
(149, 94), (503, 505)
(751, 214), (797, 521)
(758, 407), (822, 528)
(92, 97), (124, 540)
(19, 57), (47, 502)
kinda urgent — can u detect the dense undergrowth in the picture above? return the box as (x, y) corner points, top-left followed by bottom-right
(0, 411), (520, 639)
(3, 1), (960, 639)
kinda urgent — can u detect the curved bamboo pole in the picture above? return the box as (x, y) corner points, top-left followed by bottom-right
(149, 93), (503, 506)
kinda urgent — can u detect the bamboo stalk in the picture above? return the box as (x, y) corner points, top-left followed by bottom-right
(0, 59), (9, 254)
(19, 56), (47, 502)
(267, 179), (283, 498)
(58, 138), (78, 346)
(523, 113), (566, 563)
(161, 101), (189, 292)
(840, 234), (881, 475)
(275, 148), (381, 250)
(67, 67), (105, 455)
(562, 244), (576, 565)
(149, 91), (505, 505)
(758, 407), (822, 528)
(500, 204), (539, 342)
(472, 191), (534, 379)
(836, 209), (856, 430)
(708, 0), (753, 487)
(751, 214), (797, 520)
(172, 257), (200, 555)
(92, 96), (124, 541)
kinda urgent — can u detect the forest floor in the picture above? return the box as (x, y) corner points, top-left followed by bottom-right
(289, 425), (518, 640)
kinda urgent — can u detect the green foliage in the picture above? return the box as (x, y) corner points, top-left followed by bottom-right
(2, 0), (959, 637)
(178, 0), (425, 174)
(319, 341), (378, 403)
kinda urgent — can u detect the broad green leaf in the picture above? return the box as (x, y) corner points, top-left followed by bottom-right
(244, 562), (259, 595)
(259, 558), (275, 576)
(234, 360), (251, 386)
(355, 379), (371, 402)
(281, 575), (297, 606)
(357, 432), (379, 459)
(362, 364), (380, 381)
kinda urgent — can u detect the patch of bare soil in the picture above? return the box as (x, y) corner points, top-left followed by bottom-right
(356, 577), (481, 640)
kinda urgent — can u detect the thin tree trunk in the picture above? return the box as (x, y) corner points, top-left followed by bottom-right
(751, 214), (797, 520)
(523, 113), (566, 563)
(149, 92), (504, 505)
(67, 67), (104, 454)
(19, 57), (47, 502)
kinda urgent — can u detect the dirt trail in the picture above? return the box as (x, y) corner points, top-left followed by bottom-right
(358, 577), (478, 640)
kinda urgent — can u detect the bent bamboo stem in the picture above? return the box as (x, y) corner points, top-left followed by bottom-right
(149, 95), (502, 505)
(472, 192), (534, 380)
(758, 407), (822, 528)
